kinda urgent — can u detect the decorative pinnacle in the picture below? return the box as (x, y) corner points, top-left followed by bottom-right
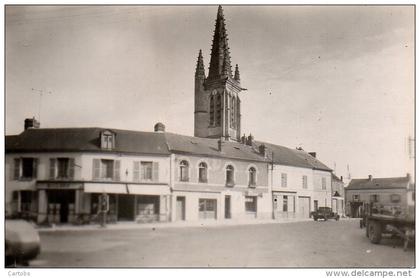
(195, 49), (206, 78)
(234, 64), (240, 81)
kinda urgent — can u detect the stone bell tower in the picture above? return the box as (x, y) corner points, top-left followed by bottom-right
(194, 5), (243, 141)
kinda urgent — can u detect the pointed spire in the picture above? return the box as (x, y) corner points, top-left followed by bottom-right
(195, 49), (206, 78)
(208, 5), (233, 80)
(234, 64), (240, 82)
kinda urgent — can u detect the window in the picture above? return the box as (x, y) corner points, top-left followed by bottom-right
(390, 194), (401, 203)
(283, 196), (288, 212)
(314, 200), (319, 211)
(226, 165), (235, 186)
(133, 161), (159, 182)
(230, 96), (235, 128)
(49, 158), (75, 179)
(353, 194), (360, 202)
(281, 173), (287, 187)
(93, 159), (120, 181)
(101, 130), (115, 150)
(248, 167), (256, 187)
(322, 177), (327, 190)
(198, 162), (208, 183)
(141, 162), (153, 181)
(370, 194), (379, 203)
(180, 160), (189, 182)
(245, 196), (257, 213)
(209, 95), (215, 126)
(199, 199), (217, 219)
(216, 94), (222, 126)
(302, 175), (308, 189)
(13, 158), (38, 180)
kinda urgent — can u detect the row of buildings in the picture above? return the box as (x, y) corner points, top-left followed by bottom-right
(6, 118), (340, 225)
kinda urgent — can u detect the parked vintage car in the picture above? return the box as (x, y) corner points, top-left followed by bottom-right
(311, 207), (340, 221)
(5, 219), (41, 266)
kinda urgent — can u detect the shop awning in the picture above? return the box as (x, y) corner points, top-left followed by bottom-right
(84, 183), (128, 194)
(128, 184), (170, 195)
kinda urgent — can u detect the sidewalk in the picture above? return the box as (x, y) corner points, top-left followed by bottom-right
(36, 217), (321, 232)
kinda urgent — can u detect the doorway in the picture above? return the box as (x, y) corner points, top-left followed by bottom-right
(118, 195), (135, 221)
(176, 196), (185, 221)
(224, 195), (231, 219)
(47, 190), (75, 223)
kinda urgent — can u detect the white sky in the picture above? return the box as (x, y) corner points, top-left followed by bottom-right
(5, 5), (414, 180)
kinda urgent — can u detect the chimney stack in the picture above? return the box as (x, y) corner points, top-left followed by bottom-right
(259, 144), (268, 158)
(24, 117), (40, 130)
(246, 134), (254, 146)
(340, 176), (343, 182)
(241, 134), (246, 144)
(154, 122), (165, 133)
(368, 175), (373, 181)
(308, 152), (316, 158)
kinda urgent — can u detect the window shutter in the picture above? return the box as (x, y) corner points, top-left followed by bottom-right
(49, 158), (56, 179)
(152, 162), (159, 182)
(32, 158), (38, 178)
(93, 159), (100, 180)
(133, 161), (140, 182)
(13, 158), (20, 180)
(114, 160), (121, 181)
(69, 158), (75, 179)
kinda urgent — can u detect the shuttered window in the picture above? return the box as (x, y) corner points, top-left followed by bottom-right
(13, 158), (37, 180)
(92, 159), (120, 181)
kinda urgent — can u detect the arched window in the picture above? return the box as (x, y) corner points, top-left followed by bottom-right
(231, 96), (235, 127)
(226, 165), (235, 186)
(179, 160), (189, 182)
(198, 162), (208, 183)
(209, 95), (215, 126)
(216, 94), (222, 126)
(248, 167), (256, 187)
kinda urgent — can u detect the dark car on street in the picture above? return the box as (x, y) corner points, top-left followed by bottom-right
(5, 219), (41, 266)
(311, 207), (340, 221)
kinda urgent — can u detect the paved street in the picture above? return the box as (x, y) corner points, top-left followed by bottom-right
(30, 219), (414, 267)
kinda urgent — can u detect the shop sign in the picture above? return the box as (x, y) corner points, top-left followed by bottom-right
(37, 182), (83, 190)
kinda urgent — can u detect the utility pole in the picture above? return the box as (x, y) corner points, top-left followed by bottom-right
(31, 88), (52, 123)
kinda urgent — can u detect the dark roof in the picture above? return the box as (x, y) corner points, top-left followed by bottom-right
(5, 128), (170, 155)
(164, 133), (267, 162)
(346, 176), (410, 190)
(256, 141), (331, 171)
(6, 128), (332, 169)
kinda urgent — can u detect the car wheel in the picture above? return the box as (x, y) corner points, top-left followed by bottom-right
(369, 220), (382, 244)
(313, 217), (318, 221)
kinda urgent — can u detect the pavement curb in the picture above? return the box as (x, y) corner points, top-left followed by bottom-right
(35, 218), (356, 233)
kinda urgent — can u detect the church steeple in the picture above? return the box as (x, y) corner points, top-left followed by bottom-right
(195, 49), (205, 79)
(194, 6), (242, 142)
(208, 5), (233, 80)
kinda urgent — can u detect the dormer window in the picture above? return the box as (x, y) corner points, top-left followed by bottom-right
(101, 130), (115, 150)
